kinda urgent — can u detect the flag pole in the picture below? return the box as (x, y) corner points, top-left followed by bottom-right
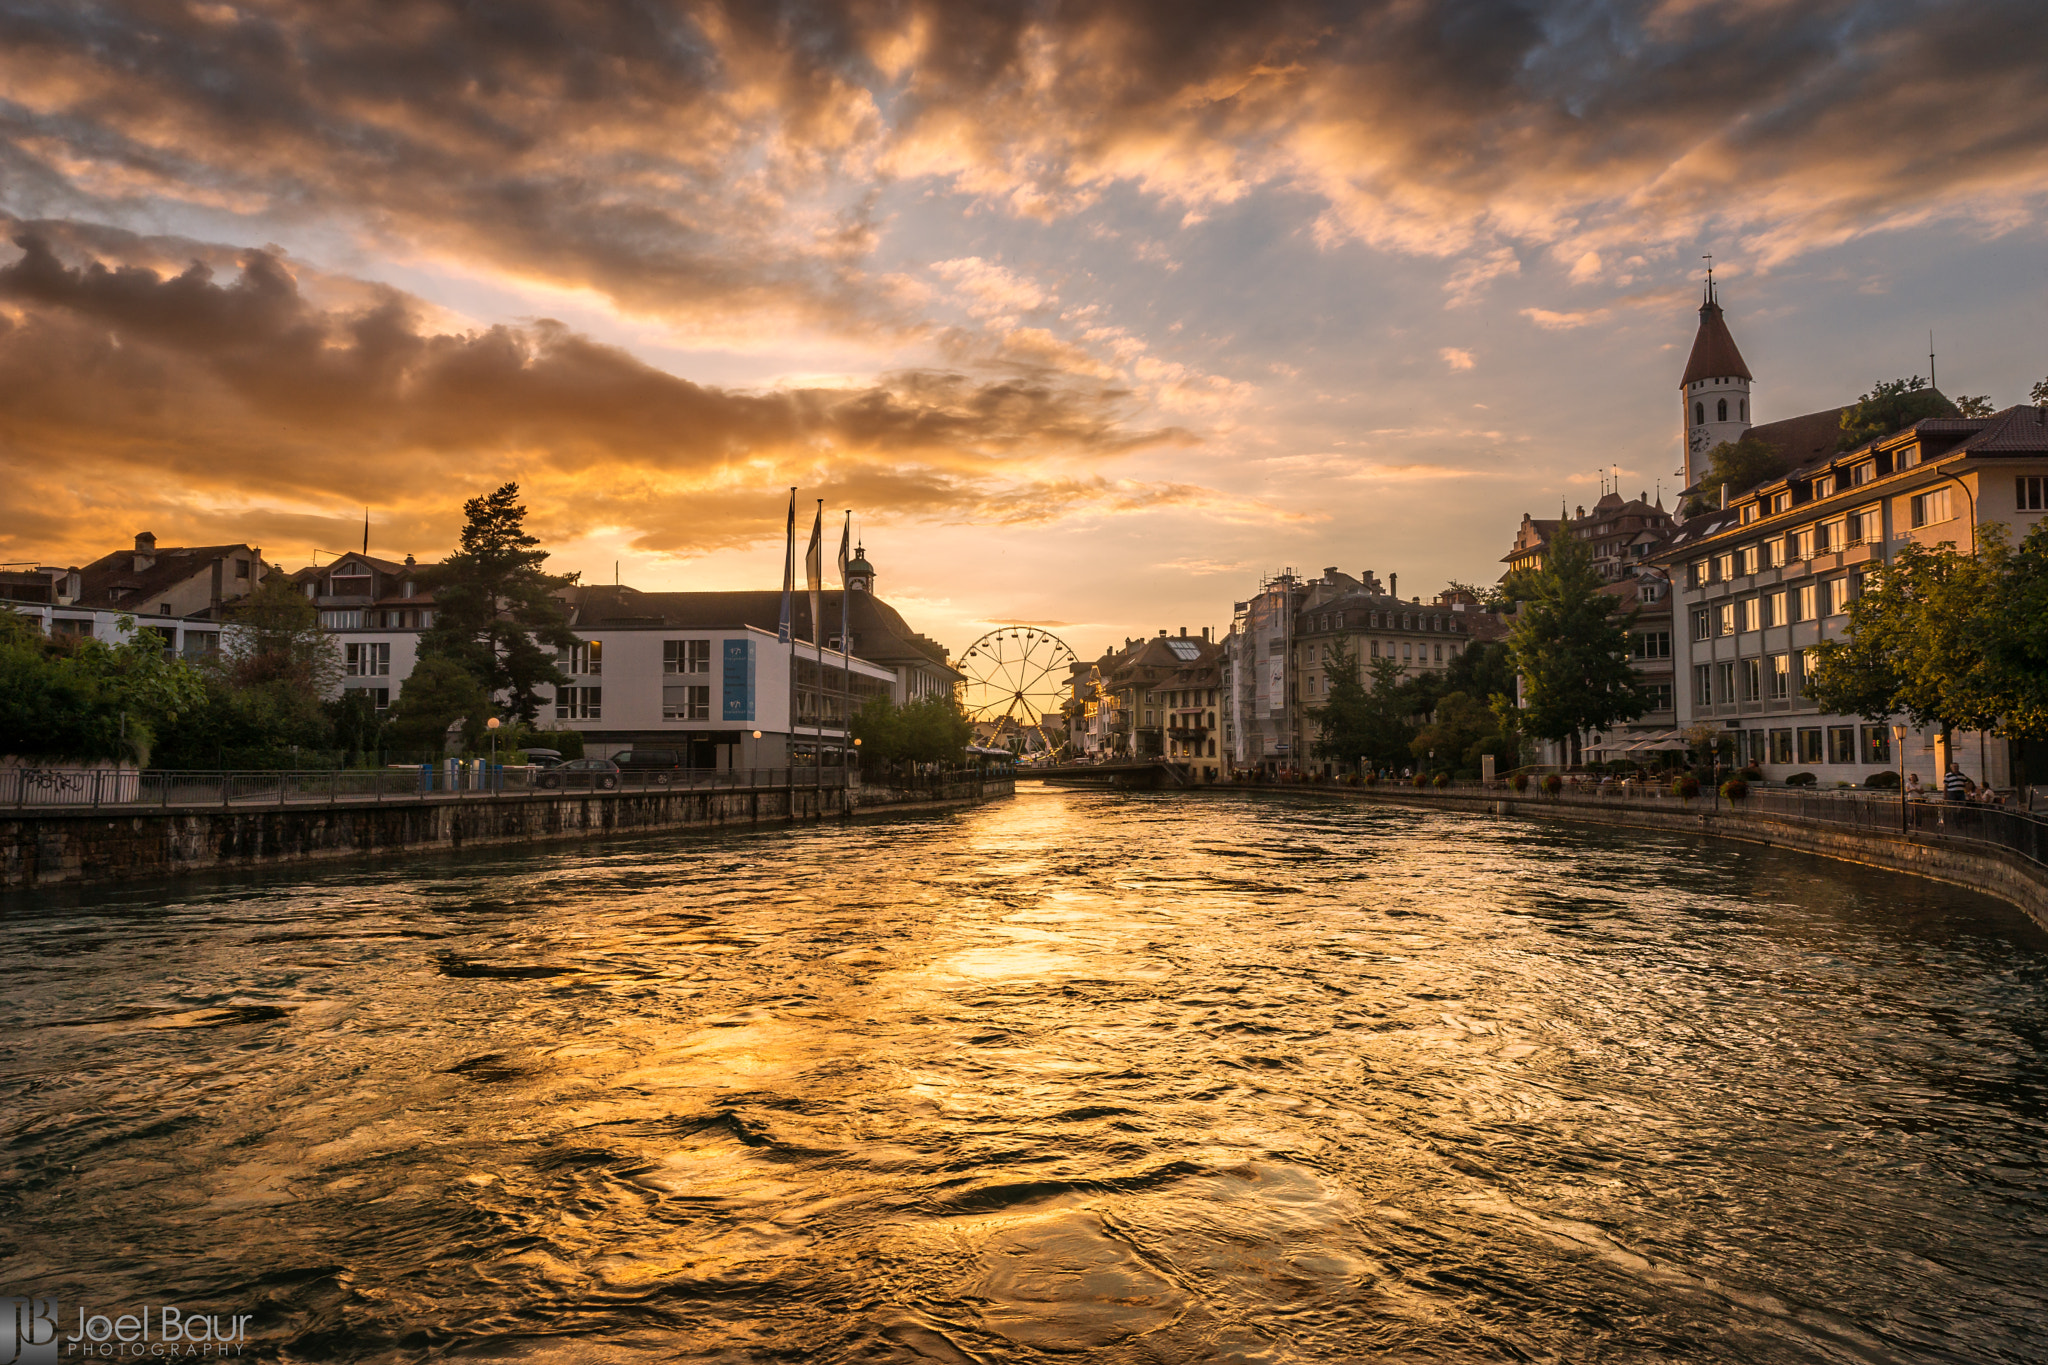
(780, 488), (795, 796)
(838, 510), (852, 795)
(810, 500), (825, 807)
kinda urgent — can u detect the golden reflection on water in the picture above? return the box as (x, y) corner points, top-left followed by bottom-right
(3, 787), (2046, 1362)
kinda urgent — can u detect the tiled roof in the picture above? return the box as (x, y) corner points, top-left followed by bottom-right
(73, 544), (257, 612)
(1744, 406), (1850, 469)
(1105, 634), (1222, 690)
(1951, 403), (2048, 453)
(285, 552), (416, 584)
(1680, 296), (1752, 385)
(564, 585), (962, 678)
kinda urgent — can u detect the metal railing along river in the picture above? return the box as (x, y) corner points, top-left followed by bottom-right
(3, 765), (856, 811)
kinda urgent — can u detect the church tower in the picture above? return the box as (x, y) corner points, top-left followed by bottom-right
(1679, 267), (1753, 493)
(844, 543), (875, 593)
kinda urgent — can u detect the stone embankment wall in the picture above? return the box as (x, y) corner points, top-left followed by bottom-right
(1, 781), (1010, 890)
(1220, 785), (2048, 928)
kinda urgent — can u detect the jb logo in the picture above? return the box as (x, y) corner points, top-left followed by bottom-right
(2, 1298), (58, 1365)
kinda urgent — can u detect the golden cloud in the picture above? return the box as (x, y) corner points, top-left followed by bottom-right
(0, 227), (1196, 566)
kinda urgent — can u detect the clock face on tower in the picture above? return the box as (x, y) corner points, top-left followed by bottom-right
(1687, 422), (1713, 469)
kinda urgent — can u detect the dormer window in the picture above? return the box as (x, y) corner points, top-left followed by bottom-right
(1813, 475), (1836, 498)
(1896, 445), (1920, 470)
(1770, 491), (1790, 515)
(1739, 502), (1760, 525)
(1852, 462), (1875, 486)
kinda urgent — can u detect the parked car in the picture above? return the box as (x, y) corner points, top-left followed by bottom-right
(535, 757), (620, 791)
(524, 748), (565, 770)
(613, 748), (685, 783)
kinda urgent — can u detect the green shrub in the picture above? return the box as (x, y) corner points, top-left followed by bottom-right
(1785, 771), (1817, 787)
(1672, 774), (1701, 798)
(1864, 770), (1901, 790)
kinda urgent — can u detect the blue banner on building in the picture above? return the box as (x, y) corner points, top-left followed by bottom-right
(722, 638), (755, 723)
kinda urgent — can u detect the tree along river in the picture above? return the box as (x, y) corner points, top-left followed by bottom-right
(3, 788), (2046, 1363)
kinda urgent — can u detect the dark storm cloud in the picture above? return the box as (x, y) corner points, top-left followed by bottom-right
(876, 0), (2048, 261)
(3, 0), (2043, 327)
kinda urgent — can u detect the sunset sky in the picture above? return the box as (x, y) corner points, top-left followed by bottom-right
(2, 0), (2044, 659)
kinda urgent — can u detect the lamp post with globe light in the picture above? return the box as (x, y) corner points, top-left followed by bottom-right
(1894, 722), (1910, 832)
(486, 716), (501, 792)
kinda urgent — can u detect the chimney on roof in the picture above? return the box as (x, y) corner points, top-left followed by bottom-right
(1324, 566), (1339, 582)
(1179, 626), (1187, 637)
(133, 531), (156, 572)
(1389, 572), (1398, 599)
(1202, 626), (1210, 642)
(1157, 629), (1167, 637)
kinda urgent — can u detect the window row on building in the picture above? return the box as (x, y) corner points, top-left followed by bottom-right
(1688, 578), (1863, 639)
(1729, 724), (1896, 767)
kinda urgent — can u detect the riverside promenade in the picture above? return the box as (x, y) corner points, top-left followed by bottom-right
(0, 766), (1014, 890)
(1190, 777), (2048, 927)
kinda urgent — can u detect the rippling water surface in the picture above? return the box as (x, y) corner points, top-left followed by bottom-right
(5, 789), (2048, 1362)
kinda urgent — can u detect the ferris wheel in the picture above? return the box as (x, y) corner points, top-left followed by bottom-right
(958, 625), (1077, 761)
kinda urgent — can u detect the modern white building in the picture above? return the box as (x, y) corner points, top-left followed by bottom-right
(536, 616), (896, 768)
(286, 546), (959, 768)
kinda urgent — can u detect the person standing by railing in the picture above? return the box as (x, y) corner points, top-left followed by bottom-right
(1945, 761), (1970, 804)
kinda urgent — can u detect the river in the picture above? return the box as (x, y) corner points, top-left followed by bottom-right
(3, 788), (2045, 1362)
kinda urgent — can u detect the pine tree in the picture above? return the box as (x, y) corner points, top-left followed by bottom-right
(417, 484), (579, 722)
(1507, 522), (1645, 748)
(1310, 644), (1415, 770)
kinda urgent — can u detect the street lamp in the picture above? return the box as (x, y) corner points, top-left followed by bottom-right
(1893, 722), (1909, 833)
(486, 716), (501, 791)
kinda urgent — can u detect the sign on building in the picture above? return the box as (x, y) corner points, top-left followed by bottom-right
(722, 638), (755, 722)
